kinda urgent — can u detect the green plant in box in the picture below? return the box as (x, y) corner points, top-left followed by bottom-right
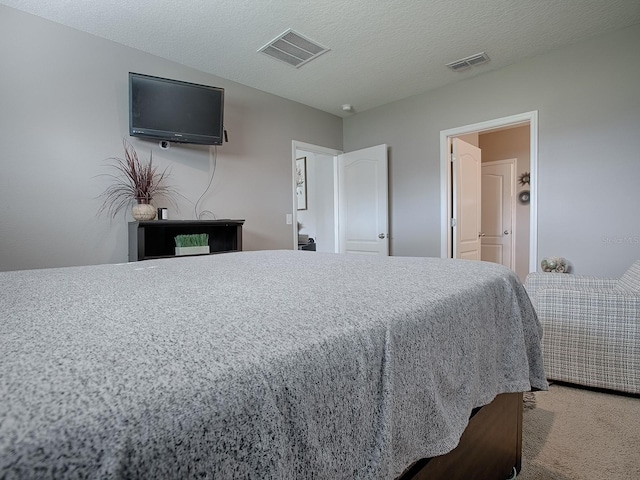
(174, 234), (209, 248)
(174, 233), (210, 257)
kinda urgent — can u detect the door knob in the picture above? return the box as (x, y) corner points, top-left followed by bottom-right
(479, 232), (486, 237)
(378, 233), (386, 239)
(504, 230), (510, 235)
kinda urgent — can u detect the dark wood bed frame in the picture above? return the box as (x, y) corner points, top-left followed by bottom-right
(399, 392), (523, 480)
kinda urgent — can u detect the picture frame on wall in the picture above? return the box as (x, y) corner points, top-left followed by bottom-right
(296, 157), (307, 210)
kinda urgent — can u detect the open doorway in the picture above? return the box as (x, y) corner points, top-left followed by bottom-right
(291, 141), (390, 255)
(292, 141), (341, 253)
(440, 111), (538, 281)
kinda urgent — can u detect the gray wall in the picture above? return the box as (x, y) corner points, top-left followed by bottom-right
(344, 24), (640, 277)
(2, 5), (638, 278)
(0, 5), (342, 271)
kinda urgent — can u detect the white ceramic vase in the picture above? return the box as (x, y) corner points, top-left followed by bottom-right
(131, 199), (156, 221)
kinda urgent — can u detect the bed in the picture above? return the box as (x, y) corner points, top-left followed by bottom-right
(0, 250), (547, 479)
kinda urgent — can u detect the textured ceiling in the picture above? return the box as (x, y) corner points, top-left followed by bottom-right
(3, 0), (640, 117)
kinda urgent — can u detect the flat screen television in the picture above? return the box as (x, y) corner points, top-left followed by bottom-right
(129, 72), (224, 145)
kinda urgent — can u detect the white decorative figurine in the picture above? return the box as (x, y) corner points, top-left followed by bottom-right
(541, 256), (568, 273)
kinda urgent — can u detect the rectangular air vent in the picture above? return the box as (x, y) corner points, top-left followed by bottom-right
(259, 29), (330, 68)
(446, 52), (490, 72)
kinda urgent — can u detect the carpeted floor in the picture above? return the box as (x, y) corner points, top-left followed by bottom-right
(519, 383), (640, 479)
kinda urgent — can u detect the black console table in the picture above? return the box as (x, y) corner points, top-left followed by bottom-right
(128, 219), (244, 261)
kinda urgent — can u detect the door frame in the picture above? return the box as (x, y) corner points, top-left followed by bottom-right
(291, 140), (342, 251)
(439, 111), (538, 273)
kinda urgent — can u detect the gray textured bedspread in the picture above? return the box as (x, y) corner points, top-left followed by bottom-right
(0, 250), (547, 479)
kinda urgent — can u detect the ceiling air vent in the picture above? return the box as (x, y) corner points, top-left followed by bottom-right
(259, 29), (330, 68)
(446, 52), (490, 72)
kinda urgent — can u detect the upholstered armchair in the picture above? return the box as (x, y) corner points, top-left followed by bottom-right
(525, 261), (640, 394)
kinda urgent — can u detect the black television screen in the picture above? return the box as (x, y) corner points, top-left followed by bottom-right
(129, 72), (224, 145)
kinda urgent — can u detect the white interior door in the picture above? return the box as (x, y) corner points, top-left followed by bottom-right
(453, 138), (481, 260)
(481, 160), (515, 269)
(338, 144), (388, 255)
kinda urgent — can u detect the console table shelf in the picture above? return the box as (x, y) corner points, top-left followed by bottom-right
(128, 219), (244, 261)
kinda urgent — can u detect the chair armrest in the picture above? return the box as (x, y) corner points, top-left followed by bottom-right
(535, 288), (640, 320)
(524, 272), (617, 300)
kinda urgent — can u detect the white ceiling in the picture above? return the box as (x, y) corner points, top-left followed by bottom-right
(3, 0), (640, 117)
